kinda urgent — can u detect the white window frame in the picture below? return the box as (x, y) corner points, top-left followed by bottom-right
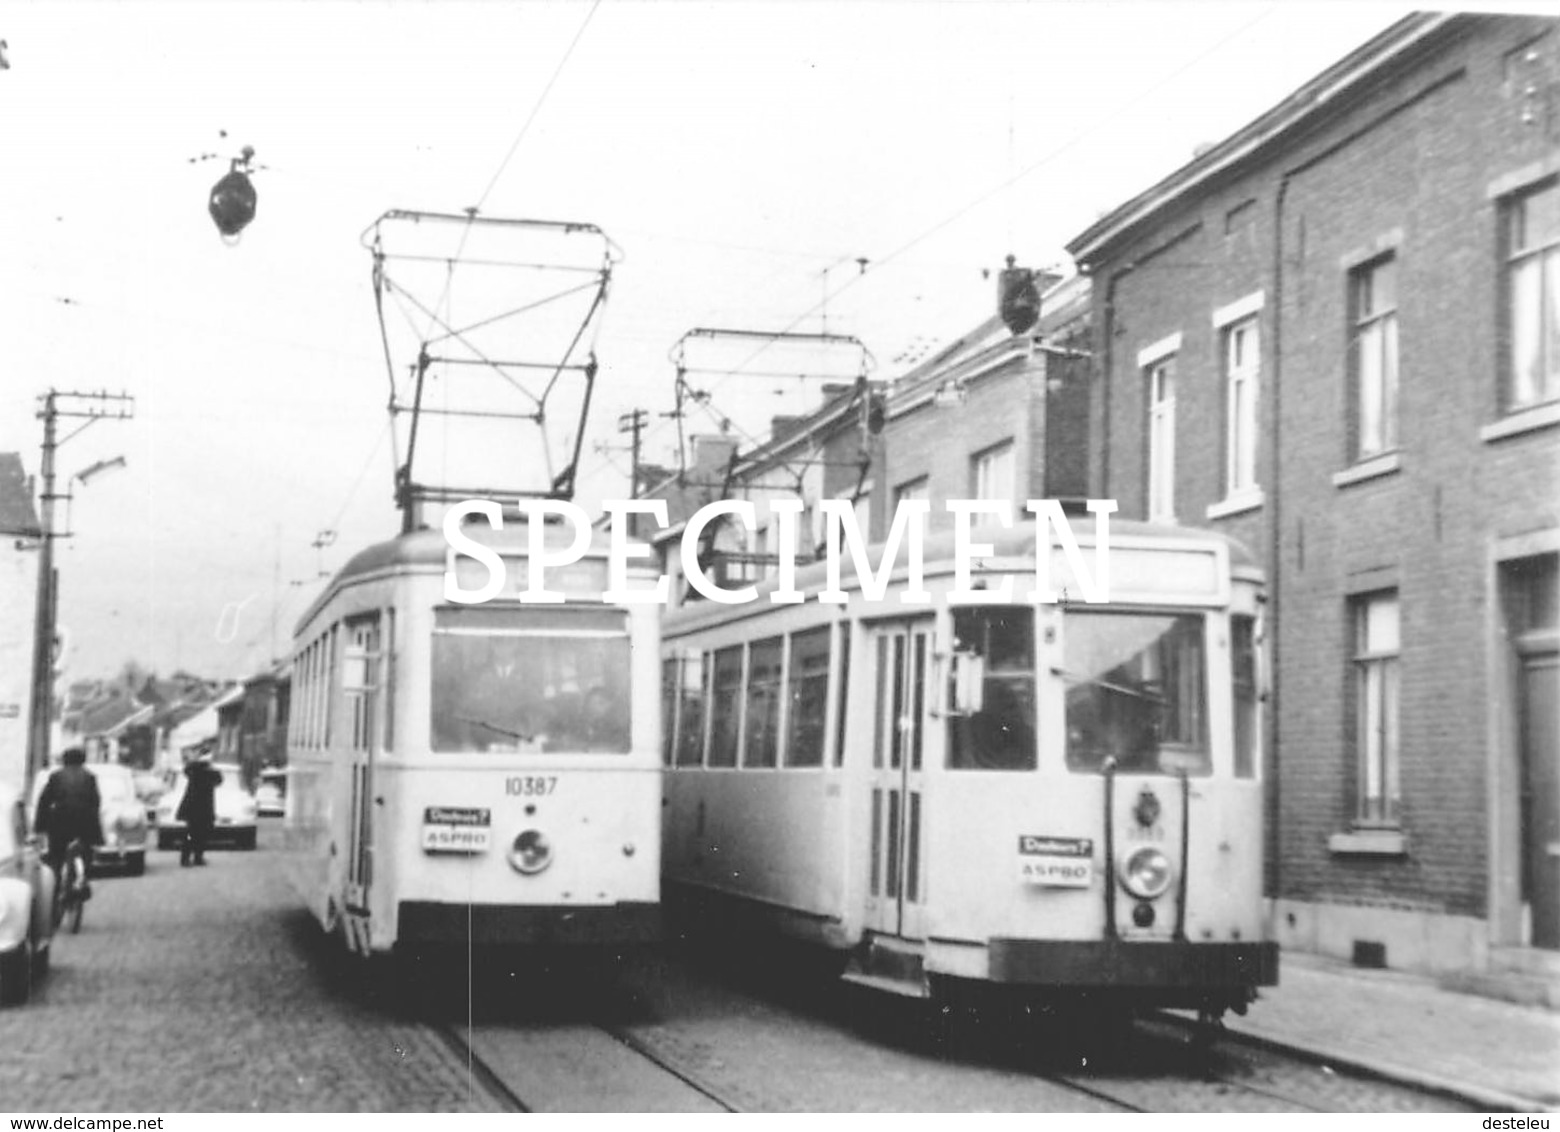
(893, 476), (929, 509)
(1506, 179), (1560, 413)
(1137, 333), (1181, 524)
(971, 440), (1015, 506)
(1353, 591), (1401, 827)
(1146, 357), (1177, 523)
(1225, 319), (1259, 496)
(1351, 255), (1400, 460)
(1205, 296), (1264, 519)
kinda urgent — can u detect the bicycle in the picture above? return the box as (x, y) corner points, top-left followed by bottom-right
(52, 839), (90, 935)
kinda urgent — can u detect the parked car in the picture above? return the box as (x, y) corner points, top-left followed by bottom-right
(255, 769), (286, 818)
(156, 762), (258, 851)
(28, 762), (150, 877)
(133, 771), (167, 824)
(0, 783), (54, 1006)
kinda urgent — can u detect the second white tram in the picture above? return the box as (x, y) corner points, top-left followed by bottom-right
(660, 517), (1276, 1019)
(284, 516), (661, 957)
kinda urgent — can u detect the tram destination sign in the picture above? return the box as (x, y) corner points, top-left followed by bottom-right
(422, 806), (492, 854)
(1018, 835), (1094, 887)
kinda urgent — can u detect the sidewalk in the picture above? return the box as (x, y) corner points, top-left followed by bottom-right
(1227, 951), (1560, 1112)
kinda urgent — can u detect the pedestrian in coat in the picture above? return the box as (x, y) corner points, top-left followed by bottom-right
(177, 756), (222, 867)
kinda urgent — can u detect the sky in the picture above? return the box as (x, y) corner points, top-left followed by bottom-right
(0, 0), (1457, 681)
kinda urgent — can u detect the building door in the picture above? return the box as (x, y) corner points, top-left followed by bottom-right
(865, 619), (933, 940)
(1508, 554), (1558, 950)
(1520, 646), (1559, 949)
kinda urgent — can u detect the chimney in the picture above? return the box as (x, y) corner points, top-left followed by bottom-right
(769, 415), (803, 440)
(690, 434), (740, 475)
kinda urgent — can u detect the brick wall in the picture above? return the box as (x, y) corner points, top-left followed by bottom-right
(1082, 14), (1560, 924)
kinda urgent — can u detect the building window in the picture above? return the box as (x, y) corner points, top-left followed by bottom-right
(1352, 592), (1400, 825)
(1224, 319), (1260, 496)
(971, 441), (1015, 505)
(893, 476), (929, 511)
(1351, 255), (1399, 458)
(1146, 358), (1176, 522)
(1507, 180), (1560, 411)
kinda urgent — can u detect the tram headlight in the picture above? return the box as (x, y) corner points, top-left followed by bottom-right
(1119, 847), (1173, 900)
(508, 829), (553, 875)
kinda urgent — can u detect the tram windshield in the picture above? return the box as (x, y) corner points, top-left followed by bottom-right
(1063, 611), (1210, 775)
(430, 606), (632, 754)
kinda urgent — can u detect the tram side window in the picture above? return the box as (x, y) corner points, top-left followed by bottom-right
(1232, 614), (1259, 778)
(674, 652), (707, 768)
(1064, 612), (1210, 776)
(708, 646), (743, 767)
(946, 607), (1037, 770)
(832, 627), (851, 768)
(744, 637), (783, 768)
(786, 626), (831, 768)
(661, 658), (678, 767)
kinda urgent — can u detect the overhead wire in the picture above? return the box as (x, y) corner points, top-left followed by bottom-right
(574, 4), (1280, 489)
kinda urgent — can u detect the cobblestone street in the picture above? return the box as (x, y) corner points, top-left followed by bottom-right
(0, 827), (502, 1113)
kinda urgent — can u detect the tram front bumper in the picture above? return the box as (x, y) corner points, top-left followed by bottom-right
(397, 900), (661, 947)
(986, 938), (1279, 989)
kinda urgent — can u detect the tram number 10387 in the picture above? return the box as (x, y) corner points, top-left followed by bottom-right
(506, 775), (559, 797)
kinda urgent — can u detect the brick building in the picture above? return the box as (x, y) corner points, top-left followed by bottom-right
(1067, 13), (1560, 975)
(637, 382), (882, 602)
(871, 273), (1091, 538)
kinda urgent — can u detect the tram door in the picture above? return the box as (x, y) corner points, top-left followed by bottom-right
(865, 619), (934, 940)
(342, 614), (383, 916)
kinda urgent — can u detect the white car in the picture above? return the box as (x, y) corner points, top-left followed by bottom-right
(254, 769), (286, 818)
(0, 783), (54, 1005)
(155, 763), (259, 851)
(28, 762), (150, 877)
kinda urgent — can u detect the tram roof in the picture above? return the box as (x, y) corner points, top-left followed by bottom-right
(665, 516), (1258, 631)
(296, 519), (634, 634)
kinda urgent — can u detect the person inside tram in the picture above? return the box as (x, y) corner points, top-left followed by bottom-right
(436, 639), (547, 752)
(968, 677), (1036, 769)
(579, 684), (630, 752)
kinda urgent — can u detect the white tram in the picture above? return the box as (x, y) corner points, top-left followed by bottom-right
(284, 517), (661, 957)
(660, 517), (1277, 1018)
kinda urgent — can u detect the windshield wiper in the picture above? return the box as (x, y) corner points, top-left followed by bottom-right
(458, 717), (537, 743)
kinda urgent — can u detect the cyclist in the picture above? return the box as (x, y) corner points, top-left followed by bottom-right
(34, 746), (104, 894)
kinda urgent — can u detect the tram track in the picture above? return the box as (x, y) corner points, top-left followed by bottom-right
(437, 1015), (746, 1112)
(398, 946), (1474, 1113)
(1144, 1012), (1491, 1112)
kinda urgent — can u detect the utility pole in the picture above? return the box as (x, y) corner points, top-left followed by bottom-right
(27, 389), (134, 786)
(615, 409), (649, 539)
(617, 409), (648, 498)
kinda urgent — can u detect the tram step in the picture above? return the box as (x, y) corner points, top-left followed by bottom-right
(840, 969), (931, 999)
(842, 934), (929, 997)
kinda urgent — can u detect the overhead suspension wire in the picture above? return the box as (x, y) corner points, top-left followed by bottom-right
(472, 0), (605, 215)
(411, 0), (606, 386)
(575, 6), (1279, 493)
